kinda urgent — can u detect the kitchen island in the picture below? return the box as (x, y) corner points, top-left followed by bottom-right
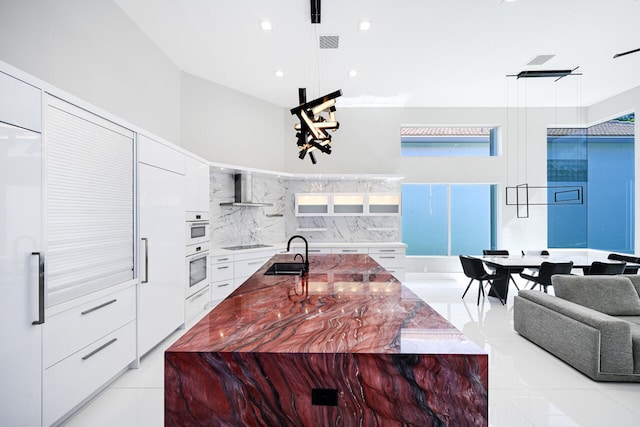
(165, 254), (488, 426)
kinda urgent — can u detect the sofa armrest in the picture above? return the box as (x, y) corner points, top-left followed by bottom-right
(516, 290), (634, 375)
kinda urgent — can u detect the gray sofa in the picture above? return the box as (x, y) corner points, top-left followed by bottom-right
(514, 274), (640, 382)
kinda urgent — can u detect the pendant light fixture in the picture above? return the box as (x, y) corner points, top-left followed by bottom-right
(289, 0), (342, 164)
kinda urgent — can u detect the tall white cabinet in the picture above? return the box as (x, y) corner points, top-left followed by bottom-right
(0, 71), (43, 426)
(138, 135), (186, 356)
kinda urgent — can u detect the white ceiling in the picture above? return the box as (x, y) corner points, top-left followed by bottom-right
(114, 0), (640, 109)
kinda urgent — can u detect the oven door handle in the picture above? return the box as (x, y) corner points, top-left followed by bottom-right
(141, 237), (149, 284)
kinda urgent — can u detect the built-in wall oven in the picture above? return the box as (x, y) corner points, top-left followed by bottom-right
(186, 211), (210, 246)
(186, 241), (210, 298)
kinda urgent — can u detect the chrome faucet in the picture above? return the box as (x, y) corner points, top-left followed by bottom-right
(287, 235), (309, 273)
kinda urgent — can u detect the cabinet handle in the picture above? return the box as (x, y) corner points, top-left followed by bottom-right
(141, 238), (149, 284)
(32, 252), (45, 325)
(379, 249), (396, 253)
(217, 257), (230, 262)
(341, 249), (358, 253)
(217, 266), (230, 270)
(218, 283), (230, 288)
(379, 256), (395, 259)
(82, 338), (117, 361)
(248, 260), (264, 265)
(81, 299), (117, 315)
(190, 288), (209, 301)
(308, 249), (321, 253)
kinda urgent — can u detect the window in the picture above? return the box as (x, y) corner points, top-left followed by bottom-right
(547, 114), (634, 252)
(402, 184), (497, 255)
(401, 126), (499, 157)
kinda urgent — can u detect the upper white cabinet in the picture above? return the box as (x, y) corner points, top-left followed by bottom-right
(295, 193), (330, 216)
(0, 71), (41, 132)
(295, 193), (401, 216)
(185, 156), (210, 212)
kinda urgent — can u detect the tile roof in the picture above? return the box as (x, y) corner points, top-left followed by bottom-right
(401, 127), (492, 137)
(548, 121), (634, 137)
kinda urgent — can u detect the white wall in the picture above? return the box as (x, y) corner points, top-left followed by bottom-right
(0, 0), (182, 144)
(180, 72), (286, 171)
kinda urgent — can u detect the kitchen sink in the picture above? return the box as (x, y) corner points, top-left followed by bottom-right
(264, 262), (306, 276)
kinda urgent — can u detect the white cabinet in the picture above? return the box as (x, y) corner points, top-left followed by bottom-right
(234, 249), (275, 286)
(0, 96), (43, 426)
(138, 135), (186, 356)
(295, 193), (330, 216)
(42, 284), (136, 425)
(211, 252), (235, 301)
(295, 193), (401, 216)
(369, 245), (406, 281)
(0, 70), (41, 132)
(185, 156), (210, 212)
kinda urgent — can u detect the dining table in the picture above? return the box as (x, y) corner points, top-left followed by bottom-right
(479, 251), (640, 301)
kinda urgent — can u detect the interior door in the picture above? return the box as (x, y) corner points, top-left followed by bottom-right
(0, 122), (43, 426)
(138, 162), (185, 356)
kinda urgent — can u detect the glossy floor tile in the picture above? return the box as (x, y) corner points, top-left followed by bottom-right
(61, 273), (640, 427)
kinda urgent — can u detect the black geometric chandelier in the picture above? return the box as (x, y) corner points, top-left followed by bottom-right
(290, 88), (342, 164)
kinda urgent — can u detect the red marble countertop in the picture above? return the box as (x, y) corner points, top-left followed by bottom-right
(168, 254), (485, 356)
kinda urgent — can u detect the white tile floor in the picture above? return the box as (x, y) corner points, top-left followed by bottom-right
(62, 273), (640, 427)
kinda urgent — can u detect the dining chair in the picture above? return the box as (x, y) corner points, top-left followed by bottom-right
(483, 249), (522, 290)
(608, 253), (640, 274)
(519, 261), (574, 293)
(583, 260), (627, 275)
(459, 255), (505, 305)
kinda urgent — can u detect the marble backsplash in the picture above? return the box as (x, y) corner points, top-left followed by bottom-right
(210, 169), (402, 246)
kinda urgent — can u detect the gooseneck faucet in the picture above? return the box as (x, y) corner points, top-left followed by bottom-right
(287, 235), (309, 273)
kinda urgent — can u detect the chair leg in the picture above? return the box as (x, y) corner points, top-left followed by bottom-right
(462, 278), (474, 299)
(477, 280), (485, 305)
(510, 275), (520, 291)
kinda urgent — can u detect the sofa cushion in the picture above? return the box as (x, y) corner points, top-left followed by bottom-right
(622, 274), (640, 298)
(552, 275), (640, 315)
(631, 325), (640, 374)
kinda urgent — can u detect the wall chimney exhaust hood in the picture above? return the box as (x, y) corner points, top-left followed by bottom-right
(220, 174), (273, 207)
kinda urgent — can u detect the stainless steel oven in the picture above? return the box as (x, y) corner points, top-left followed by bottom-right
(186, 211), (210, 246)
(186, 242), (210, 297)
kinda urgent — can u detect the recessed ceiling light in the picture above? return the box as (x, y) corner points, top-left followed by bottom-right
(274, 70), (284, 78)
(358, 20), (372, 31)
(348, 70), (358, 77)
(261, 20), (272, 31)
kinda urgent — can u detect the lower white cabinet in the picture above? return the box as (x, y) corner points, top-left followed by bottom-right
(234, 249), (275, 286)
(369, 245), (406, 281)
(42, 284), (136, 425)
(43, 321), (136, 426)
(185, 285), (211, 322)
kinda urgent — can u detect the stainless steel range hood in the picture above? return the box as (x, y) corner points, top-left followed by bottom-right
(220, 173), (273, 207)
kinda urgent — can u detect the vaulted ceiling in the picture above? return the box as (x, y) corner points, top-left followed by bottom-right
(114, 0), (640, 108)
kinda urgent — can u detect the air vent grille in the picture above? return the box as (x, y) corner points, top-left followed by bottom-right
(319, 35), (339, 49)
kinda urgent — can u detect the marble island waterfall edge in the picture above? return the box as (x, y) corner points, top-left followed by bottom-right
(165, 254), (488, 426)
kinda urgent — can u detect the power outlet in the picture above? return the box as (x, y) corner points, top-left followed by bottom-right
(311, 388), (338, 406)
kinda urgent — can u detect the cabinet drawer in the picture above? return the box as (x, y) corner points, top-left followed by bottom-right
(43, 321), (136, 426)
(235, 257), (270, 278)
(234, 249), (275, 262)
(384, 268), (406, 282)
(368, 246), (406, 255)
(211, 254), (233, 263)
(211, 261), (234, 281)
(211, 280), (234, 300)
(186, 286), (210, 321)
(44, 286), (136, 368)
(370, 253), (406, 268)
(331, 247), (368, 254)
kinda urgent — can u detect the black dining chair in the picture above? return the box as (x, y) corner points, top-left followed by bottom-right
(608, 253), (640, 274)
(583, 261), (627, 275)
(519, 261), (574, 293)
(459, 255), (505, 305)
(483, 249), (522, 291)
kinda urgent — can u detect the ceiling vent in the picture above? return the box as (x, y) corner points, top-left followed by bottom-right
(527, 54), (555, 66)
(319, 35), (339, 49)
